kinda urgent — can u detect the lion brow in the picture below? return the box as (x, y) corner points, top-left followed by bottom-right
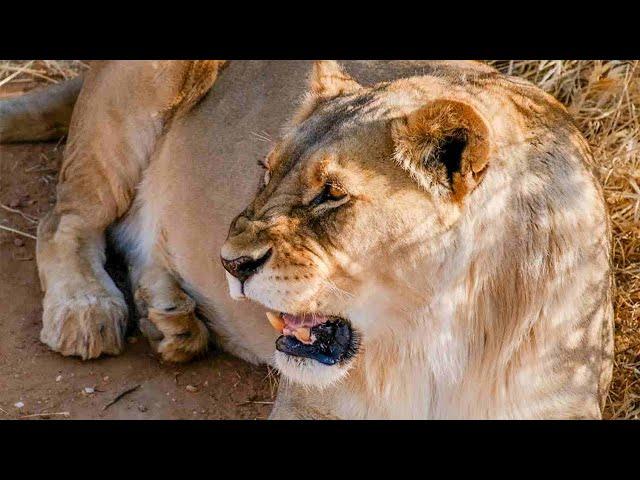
(280, 90), (380, 176)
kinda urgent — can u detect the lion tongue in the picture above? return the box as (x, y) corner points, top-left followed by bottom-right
(281, 312), (329, 328)
(266, 312), (328, 344)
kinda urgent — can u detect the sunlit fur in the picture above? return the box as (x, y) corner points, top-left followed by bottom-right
(223, 61), (614, 418)
(12, 60), (613, 418)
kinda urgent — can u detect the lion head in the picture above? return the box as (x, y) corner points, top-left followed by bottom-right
(220, 60), (611, 406)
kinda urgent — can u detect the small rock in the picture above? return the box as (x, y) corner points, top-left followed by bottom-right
(14, 401), (24, 409)
(13, 238), (24, 247)
(103, 376), (110, 382)
(55, 375), (62, 382)
(137, 405), (148, 413)
(83, 387), (95, 394)
(185, 385), (199, 393)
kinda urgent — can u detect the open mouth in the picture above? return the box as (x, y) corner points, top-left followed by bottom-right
(266, 312), (358, 366)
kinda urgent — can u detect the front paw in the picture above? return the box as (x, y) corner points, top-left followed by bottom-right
(138, 297), (209, 363)
(40, 289), (128, 360)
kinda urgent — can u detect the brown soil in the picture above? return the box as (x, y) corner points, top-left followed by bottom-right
(0, 139), (276, 420)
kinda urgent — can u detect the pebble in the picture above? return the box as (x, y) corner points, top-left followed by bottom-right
(185, 385), (199, 393)
(83, 387), (95, 394)
(14, 401), (24, 409)
(137, 405), (148, 413)
(55, 375), (62, 382)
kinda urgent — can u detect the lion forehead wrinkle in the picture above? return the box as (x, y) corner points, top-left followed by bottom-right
(284, 90), (381, 165)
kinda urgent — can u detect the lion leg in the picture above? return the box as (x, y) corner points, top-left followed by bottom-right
(132, 262), (209, 363)
(37, 60), (223, 360)
(37, 212), (129, 359)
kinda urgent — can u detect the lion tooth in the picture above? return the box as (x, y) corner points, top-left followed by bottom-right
(294, 327), (311, 343)
(266, 311), (284, 333)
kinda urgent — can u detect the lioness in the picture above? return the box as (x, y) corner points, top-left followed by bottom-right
(0, 61), (613, 419)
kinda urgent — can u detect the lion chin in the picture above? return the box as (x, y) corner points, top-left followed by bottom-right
(274, 351), (354, 389)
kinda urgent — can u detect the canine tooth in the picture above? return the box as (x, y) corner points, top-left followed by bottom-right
(294, 327), (311, 343)
(266, 311), (285, 333)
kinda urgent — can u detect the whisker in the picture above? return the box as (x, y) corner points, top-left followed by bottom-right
(251, 131), (273, 143)
(319, 277), (355, 299)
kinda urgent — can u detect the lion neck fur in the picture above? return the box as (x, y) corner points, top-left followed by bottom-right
(315, 137), (603, 419)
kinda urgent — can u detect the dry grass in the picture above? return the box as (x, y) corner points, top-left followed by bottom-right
(0, 60), (87, 89)
(1, 60), (639, 419)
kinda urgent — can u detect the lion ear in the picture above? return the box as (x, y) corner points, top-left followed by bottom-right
(392, 99), (492, 201)
(309, 60), (362, 98)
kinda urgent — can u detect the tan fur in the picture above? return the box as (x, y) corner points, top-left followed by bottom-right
(1, 60), (613, 418)
(33, 61), (223, 360)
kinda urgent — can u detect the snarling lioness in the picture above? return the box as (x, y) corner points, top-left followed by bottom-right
(0, 60), (613, 419)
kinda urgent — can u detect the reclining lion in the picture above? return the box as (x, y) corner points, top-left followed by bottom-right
(0, 60), (614, 419)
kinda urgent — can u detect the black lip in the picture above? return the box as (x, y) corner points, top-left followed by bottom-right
(275, 317), (357, 366)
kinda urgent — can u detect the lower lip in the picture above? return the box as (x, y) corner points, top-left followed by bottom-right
(275, 317), (355, 366)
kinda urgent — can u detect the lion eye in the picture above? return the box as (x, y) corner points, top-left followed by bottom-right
(310, 183), (347, 207)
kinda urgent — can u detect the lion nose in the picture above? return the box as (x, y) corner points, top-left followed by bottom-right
(221, 248), (272, 282)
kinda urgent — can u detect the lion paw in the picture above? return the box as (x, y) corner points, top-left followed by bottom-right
(40, 289), (128, 360)
(138, 296), (209, 363)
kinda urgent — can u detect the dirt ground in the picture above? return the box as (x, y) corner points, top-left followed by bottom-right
(0, 133), (276, 420)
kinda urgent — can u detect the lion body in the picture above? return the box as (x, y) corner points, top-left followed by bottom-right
(1, 60), (613, 418)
